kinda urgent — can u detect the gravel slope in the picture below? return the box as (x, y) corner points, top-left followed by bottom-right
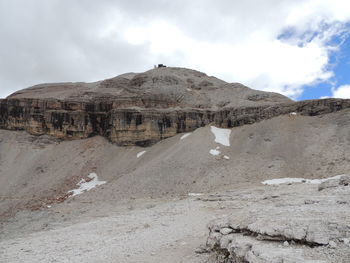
(1, 109), (350, 217)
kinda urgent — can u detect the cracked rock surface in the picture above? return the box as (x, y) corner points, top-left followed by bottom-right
(204, 177), (350, 263)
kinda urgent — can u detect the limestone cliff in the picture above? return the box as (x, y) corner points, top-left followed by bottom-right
(1, 67), (349, 146)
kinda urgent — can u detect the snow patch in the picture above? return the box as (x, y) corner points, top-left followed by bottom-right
(188, 193), (204, 196)
(262, 174), (344, 185)
(224, 155), (230, 160)
(180, 133), (192, 140)
(210, 126), (231, 146)
(137, 151), (146, 158)
(69, 173), (106, 197)
(209, 149), (221, 156)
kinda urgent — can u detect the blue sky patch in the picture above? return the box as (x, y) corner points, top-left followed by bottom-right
(298, 24), (350, 100)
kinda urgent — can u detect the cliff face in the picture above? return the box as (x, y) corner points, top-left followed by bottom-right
(1, 67), (349, 146)
(0, 98), (212, 146)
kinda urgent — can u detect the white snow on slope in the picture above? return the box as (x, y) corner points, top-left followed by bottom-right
(69, 173), (106, 197)
(209, 149), (221, 156)
(188, 193), (203, 196)
(262, 174), (344, 185)
(224, 155), (230, 160)
(210, 126), (231, 146)
(180, 133), (192, 140)
(137, 151), (146, 158)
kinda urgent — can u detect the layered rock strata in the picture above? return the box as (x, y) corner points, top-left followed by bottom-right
(1, 67), (350, 146)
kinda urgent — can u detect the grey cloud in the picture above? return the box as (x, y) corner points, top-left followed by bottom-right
(0, 0), (348, 98)
(0, 0), (154, 97)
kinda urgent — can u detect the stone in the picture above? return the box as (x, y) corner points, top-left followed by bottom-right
(220, 227), (233, 235)
(329, 241), (337, 248)
(195, 245), (210, 254)
(340, 175), (350, 186)
(340, 238), (349, 245)
(319, 175), (350, 191)
(318, 179), (341, 191)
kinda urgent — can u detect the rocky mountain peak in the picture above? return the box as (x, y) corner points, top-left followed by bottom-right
(7, 67), (290, 109)
(1, 67), (350, 146)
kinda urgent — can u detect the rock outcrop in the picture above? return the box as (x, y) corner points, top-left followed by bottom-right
(1, 67), (350, 146)
(204, 176), (350, 263)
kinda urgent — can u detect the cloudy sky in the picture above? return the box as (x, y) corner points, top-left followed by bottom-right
(0, 0), (350, 100)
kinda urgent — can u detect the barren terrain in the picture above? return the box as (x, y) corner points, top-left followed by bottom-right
(1, 68), (350, 262)
(1, 109), (350, 262)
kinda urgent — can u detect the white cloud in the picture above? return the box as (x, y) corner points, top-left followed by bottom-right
(122, 17), (338, 98)
(1, 0), (350, 99)
(332, 85), (350, 98)
(99, 0), (350, 99)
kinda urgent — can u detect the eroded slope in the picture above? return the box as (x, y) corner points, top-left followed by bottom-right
(1, 109), (350, 218)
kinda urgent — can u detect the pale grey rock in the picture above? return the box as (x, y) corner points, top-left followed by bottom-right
(195, 244), (210, 254)
(318, 174), (350, 191)
(318, 178), (341, 191)
(340, 238), (349, 245)
(219, 227), (233, 235)
(205, 177), (350, 262)
(340, 175), (350, 186)
(328, 241), (337, 248)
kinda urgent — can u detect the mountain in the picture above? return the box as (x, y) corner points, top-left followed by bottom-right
(3, 67), (349, 147)
(1, 67), (294, 146)
(1, 67), (350, 262)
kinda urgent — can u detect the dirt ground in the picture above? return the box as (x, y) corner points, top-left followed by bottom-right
(1, 181), (349, 262)
(0, 188), (238, 263)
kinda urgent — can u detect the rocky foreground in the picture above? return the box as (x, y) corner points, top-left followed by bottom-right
(0, 174), (349, 263)
(204, 175), (350, 262)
